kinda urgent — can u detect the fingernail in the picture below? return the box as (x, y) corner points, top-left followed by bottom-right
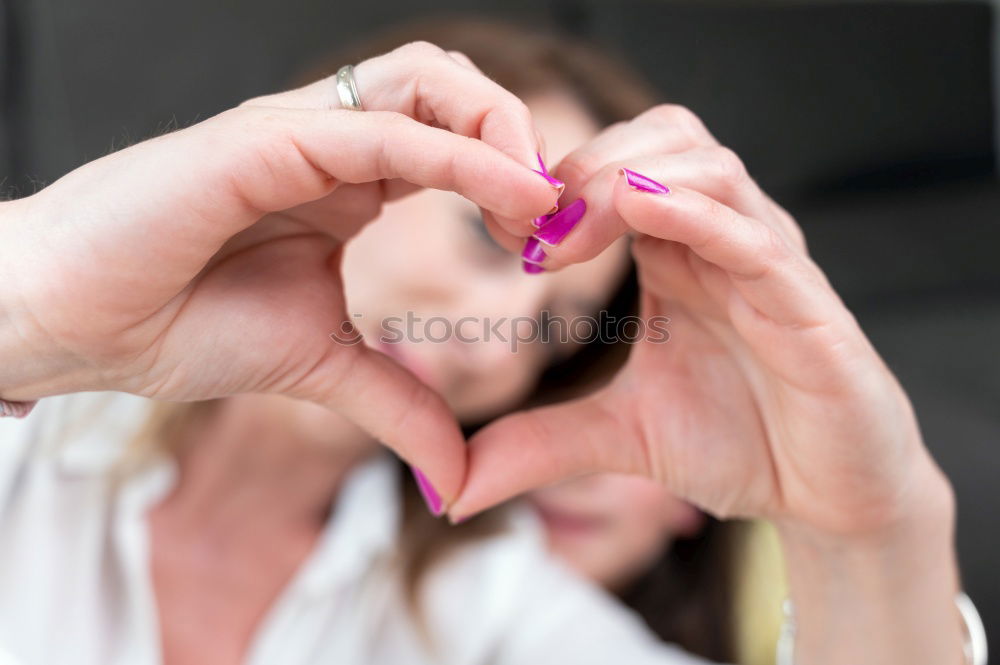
(533, 198), (586, 246)
(410, 465), (444, 516)
(621, 168), (670, 195)
(532, 213), (553, 228)
(522, 236), (547, 265)
(522, 261), (545, 274)
(449, 514), (471, 525)
(534, 152), (565, 192)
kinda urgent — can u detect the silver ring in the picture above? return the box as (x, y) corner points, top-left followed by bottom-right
(335, 64), (364, 111)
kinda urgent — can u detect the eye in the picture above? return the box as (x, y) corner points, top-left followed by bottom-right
(465, 212), (513, 264)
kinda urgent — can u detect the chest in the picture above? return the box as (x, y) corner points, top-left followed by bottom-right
(147, 508), (320, 665)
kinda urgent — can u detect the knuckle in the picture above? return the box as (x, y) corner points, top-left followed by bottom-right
(316, 343), (362, 402)
(712, 146), (749, 187)
(773, 202), (808, 250)
(447, 49), (473, 65)
(790, 223), (807, 251)
(396, 40), (446, 59)
(237, 94), (268, 108)
(493, 96), (533, 131)
(642, 103), (676, 123)
(558, 151), (604, 185)
(755, 224), (790, 264)
(508, 97), (533, 124)
(783, 218), (807, 252)
(643, 104), (707, 139)
(672, 105), (709, 138)
(369, 110), (410, 142)
(604, 119), (630, 135)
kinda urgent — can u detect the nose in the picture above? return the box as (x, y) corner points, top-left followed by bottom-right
(449, 322), (517, 371)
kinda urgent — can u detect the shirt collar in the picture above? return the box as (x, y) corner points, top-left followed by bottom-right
(50, 392), (403, 595)
(293, 453), (402, 598)
(116, 447), (404, 600)
(52, 392), (156, 476)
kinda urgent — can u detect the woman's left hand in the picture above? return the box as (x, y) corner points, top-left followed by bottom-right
(450, 104), (952, 540)
(452, 105), (965, 662)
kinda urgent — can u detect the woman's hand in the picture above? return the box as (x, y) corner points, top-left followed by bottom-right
(0, 41), (560, 506)
(453, 103), (948, 531)
(451, 105), (963, 662)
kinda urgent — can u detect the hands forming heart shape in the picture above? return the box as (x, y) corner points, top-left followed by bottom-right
(0, 41), (951, 553)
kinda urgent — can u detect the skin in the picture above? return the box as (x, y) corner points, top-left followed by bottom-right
(0, 41), (565, 507)
(340, 89), (627, 422)
(452, 105), (965, 664)
(0, 42), (965, 665)
(150, 92), (626, 665)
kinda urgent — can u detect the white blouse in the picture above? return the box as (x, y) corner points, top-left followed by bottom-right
(0, 393), (714, 665)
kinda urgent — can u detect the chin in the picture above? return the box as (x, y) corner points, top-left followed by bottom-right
(451, 389), (531, 426)
(558, 554), (616, 590)
(451, 401), (509, 427)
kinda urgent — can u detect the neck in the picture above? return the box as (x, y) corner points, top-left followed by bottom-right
(160, 394), (374, 535)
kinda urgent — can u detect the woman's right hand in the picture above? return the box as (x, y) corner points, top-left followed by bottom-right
(0, 41), (560, 506)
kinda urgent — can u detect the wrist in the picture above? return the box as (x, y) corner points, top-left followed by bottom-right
(0, 197), (92, 401)
(776, 460), (964, 664)
(777, 452), (956, 552)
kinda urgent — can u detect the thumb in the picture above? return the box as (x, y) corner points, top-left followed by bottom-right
(290, 340), (467, 517)
(448, 389), (639, 521)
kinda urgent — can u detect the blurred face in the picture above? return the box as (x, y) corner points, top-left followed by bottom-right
(237, 92), (694, 592)
(230, 91), (627, 459)
(341, 91), (630, 422)
(528, 474), (705, 591)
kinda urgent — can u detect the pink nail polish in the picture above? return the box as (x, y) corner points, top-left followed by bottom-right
(522, 236), (547, 265)
(410, 465), (444, 516)
(532, 213), (553, 228)
(533, 198), (586, 246)
(534, 152), (565, 192)
(621, 168), (670, 195)
(523, 261), (545, 274)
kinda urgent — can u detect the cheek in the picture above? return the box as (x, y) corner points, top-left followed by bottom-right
(618, 483), (704, 543)
(553, 515), (668, 591)
(602, 482), (678, 558)
(661, 494), (705, 537)
(536, 478), (674, 587)
(614, 496), (674, 554)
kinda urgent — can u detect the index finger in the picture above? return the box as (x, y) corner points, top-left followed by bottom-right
(244, 41), (559, 235)
(281, 109), (559, 222)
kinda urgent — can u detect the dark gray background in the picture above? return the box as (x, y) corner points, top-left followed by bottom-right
(2, 0), (997, 651)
